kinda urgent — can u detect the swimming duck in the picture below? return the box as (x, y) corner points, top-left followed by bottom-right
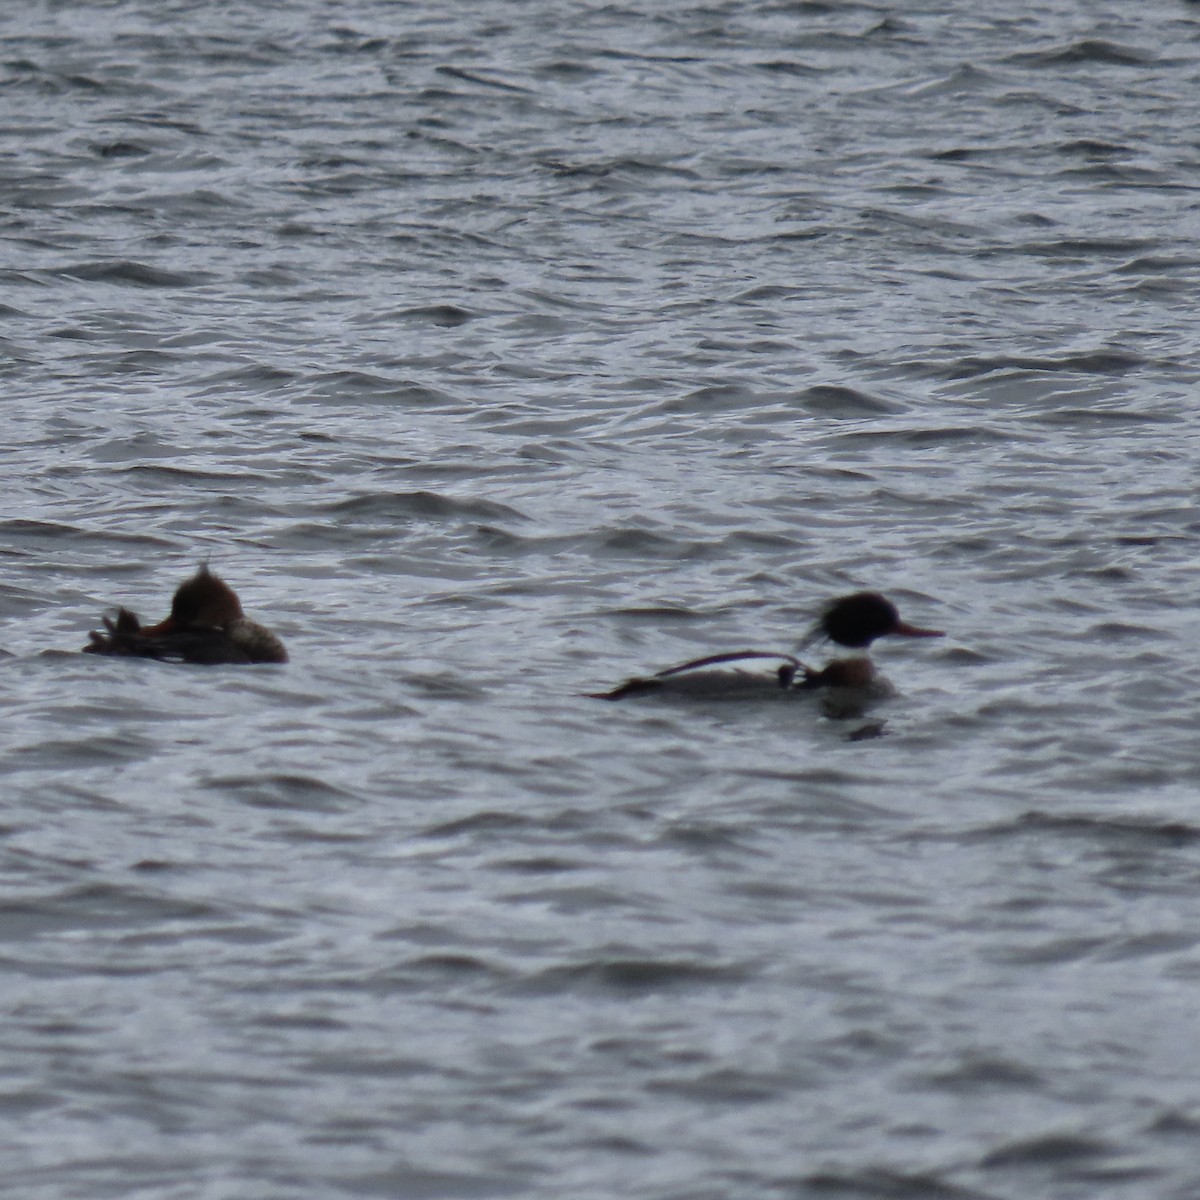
(592, 591), (941, 700)
(84, 564), (287, 664)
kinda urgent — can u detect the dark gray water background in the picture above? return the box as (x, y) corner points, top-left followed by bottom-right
(4, 2), (1200, 1197)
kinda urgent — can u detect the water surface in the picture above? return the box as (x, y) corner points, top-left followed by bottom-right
(4, 2), (1200, 1197)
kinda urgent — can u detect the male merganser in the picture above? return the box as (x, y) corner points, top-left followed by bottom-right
(591, 591), (941, 700)
(83, 564), (287, 664)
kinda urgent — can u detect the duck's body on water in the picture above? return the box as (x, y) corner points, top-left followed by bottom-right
(592, 592), (942, 701)
(84, 565), (287, 665)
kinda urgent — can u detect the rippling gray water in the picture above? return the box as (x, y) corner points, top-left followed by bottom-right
(5, 1), (1200, 1196)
